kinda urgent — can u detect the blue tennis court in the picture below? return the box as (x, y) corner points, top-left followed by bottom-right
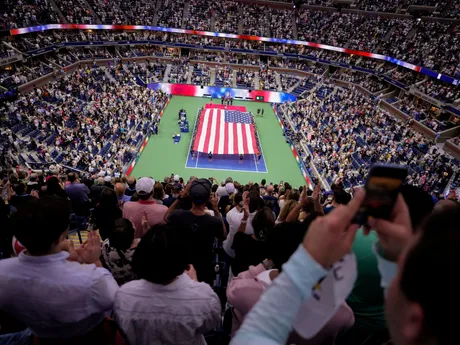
(185, 152), (268, 173)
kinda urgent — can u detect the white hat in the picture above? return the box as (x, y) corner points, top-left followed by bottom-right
(136, 177), (155, 195)
(98, 171), (105, 177)
(216, 186), (228, 197)
(104, 176), (112, 182)
(225, 182), (235, 194)
(174, 174), (180, 182)
(292, 253), (357, 339)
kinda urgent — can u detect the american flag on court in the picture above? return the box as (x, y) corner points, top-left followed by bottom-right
(193, 105), (260, 155)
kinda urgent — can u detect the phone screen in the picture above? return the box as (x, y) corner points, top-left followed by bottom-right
(354, 165), (407, 225)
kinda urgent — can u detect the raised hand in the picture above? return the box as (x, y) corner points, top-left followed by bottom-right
(242, 191), (250, 218)
(210, 192), (219, 210)
(303, 188), (366, 268)
(312, 184), (321, 203)
(77, 231), (102, 265)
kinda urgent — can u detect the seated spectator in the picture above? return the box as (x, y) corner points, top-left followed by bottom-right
(166, 178), (225, 285)
(113, 223), (221, 345)
(0, 197), (118, 339)
(100, 218), (140, 285)
(228, 221), (354, 340)
(123, 177), (167, 238)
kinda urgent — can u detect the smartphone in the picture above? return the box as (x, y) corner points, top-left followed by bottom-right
(354, 164), (408, 225)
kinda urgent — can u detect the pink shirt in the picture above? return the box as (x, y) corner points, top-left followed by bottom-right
(227, 264), (355, 344)
(122, 200), (167, 238)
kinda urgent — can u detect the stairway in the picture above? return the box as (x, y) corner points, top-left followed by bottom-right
(232, 70), (237, 88)
(49, 0), (67, 23)
(182, 1), (191, 29)
(103, 67), (117, 82)
(292, 12), (298, 40)
(153, 0), (163, 26)
(406, 26), (418, 40)
(187, 65), (194, 84)
(80, 0), (102, 24)
(210, 68), (216, 85)
(288, 78), (303, 93)
(238, 6), (244, 35)
(275, 72), (282, 91)
(210, 12), (216, 32)
(254, 72), (260, 90)
(263, 7), (270, 37)
(163, 64), (172, 82)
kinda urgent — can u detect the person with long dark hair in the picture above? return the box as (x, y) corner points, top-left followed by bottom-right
(92, 188), (122, 240)
(100, 218), (140, 285)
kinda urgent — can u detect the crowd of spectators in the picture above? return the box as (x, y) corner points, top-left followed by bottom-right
(241, 4), (268, 37)
(54, 0), (96, 24)
(185, 0), (213, 31)
(0, 64), (168, 173)
(235, 68), (255, 89)
(279, 84), (457, 193)
(0, 139), (459, 345)
(267, 8), (293, 39)
(259, 65), (278, 91)
(2, 0), (59, 29)
(156, 0), (186, 29)
(213, 1), (240, 35)
(215, 65), (233, 87)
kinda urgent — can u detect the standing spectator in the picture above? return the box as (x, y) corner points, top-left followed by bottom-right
(113, 224), (221, 345)
(90, 177), (107, 204)
(65, 172), (90, 216)
(26, 173), (39, 194)
(0, 197), (118, 339)
(232, 203), (273, 276)
(92, 188), (123, 240)
(125, 176), (137, 197)
(166, 178), (225, 285)
(42, 176), (68, 199)
(123, 177), (168, 238)
(263, 185), (279, 216)
(9, 182), (35, 210)
(227, 221), (354, 339)
(223, 192), (245, 259)
(100, 218), (140, 286)
(115, 182), (130, 207)
(163, 183), (182, 207)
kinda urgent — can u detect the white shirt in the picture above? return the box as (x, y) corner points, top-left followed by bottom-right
(114, 274), (221, 345)
(223, 207), (255, 258)
(0, 251), (119, 338)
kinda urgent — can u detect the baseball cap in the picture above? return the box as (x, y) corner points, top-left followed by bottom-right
(225, 182), (235, 194)
(136, 177), (155, 195)
(172, 183), (182, 191)
(190, 178), (212, 204)
(104, 176), (112, 183)
(291, 253), (357, 339)
(174, 174), (180, 182)
(216, 185), (228, 197)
